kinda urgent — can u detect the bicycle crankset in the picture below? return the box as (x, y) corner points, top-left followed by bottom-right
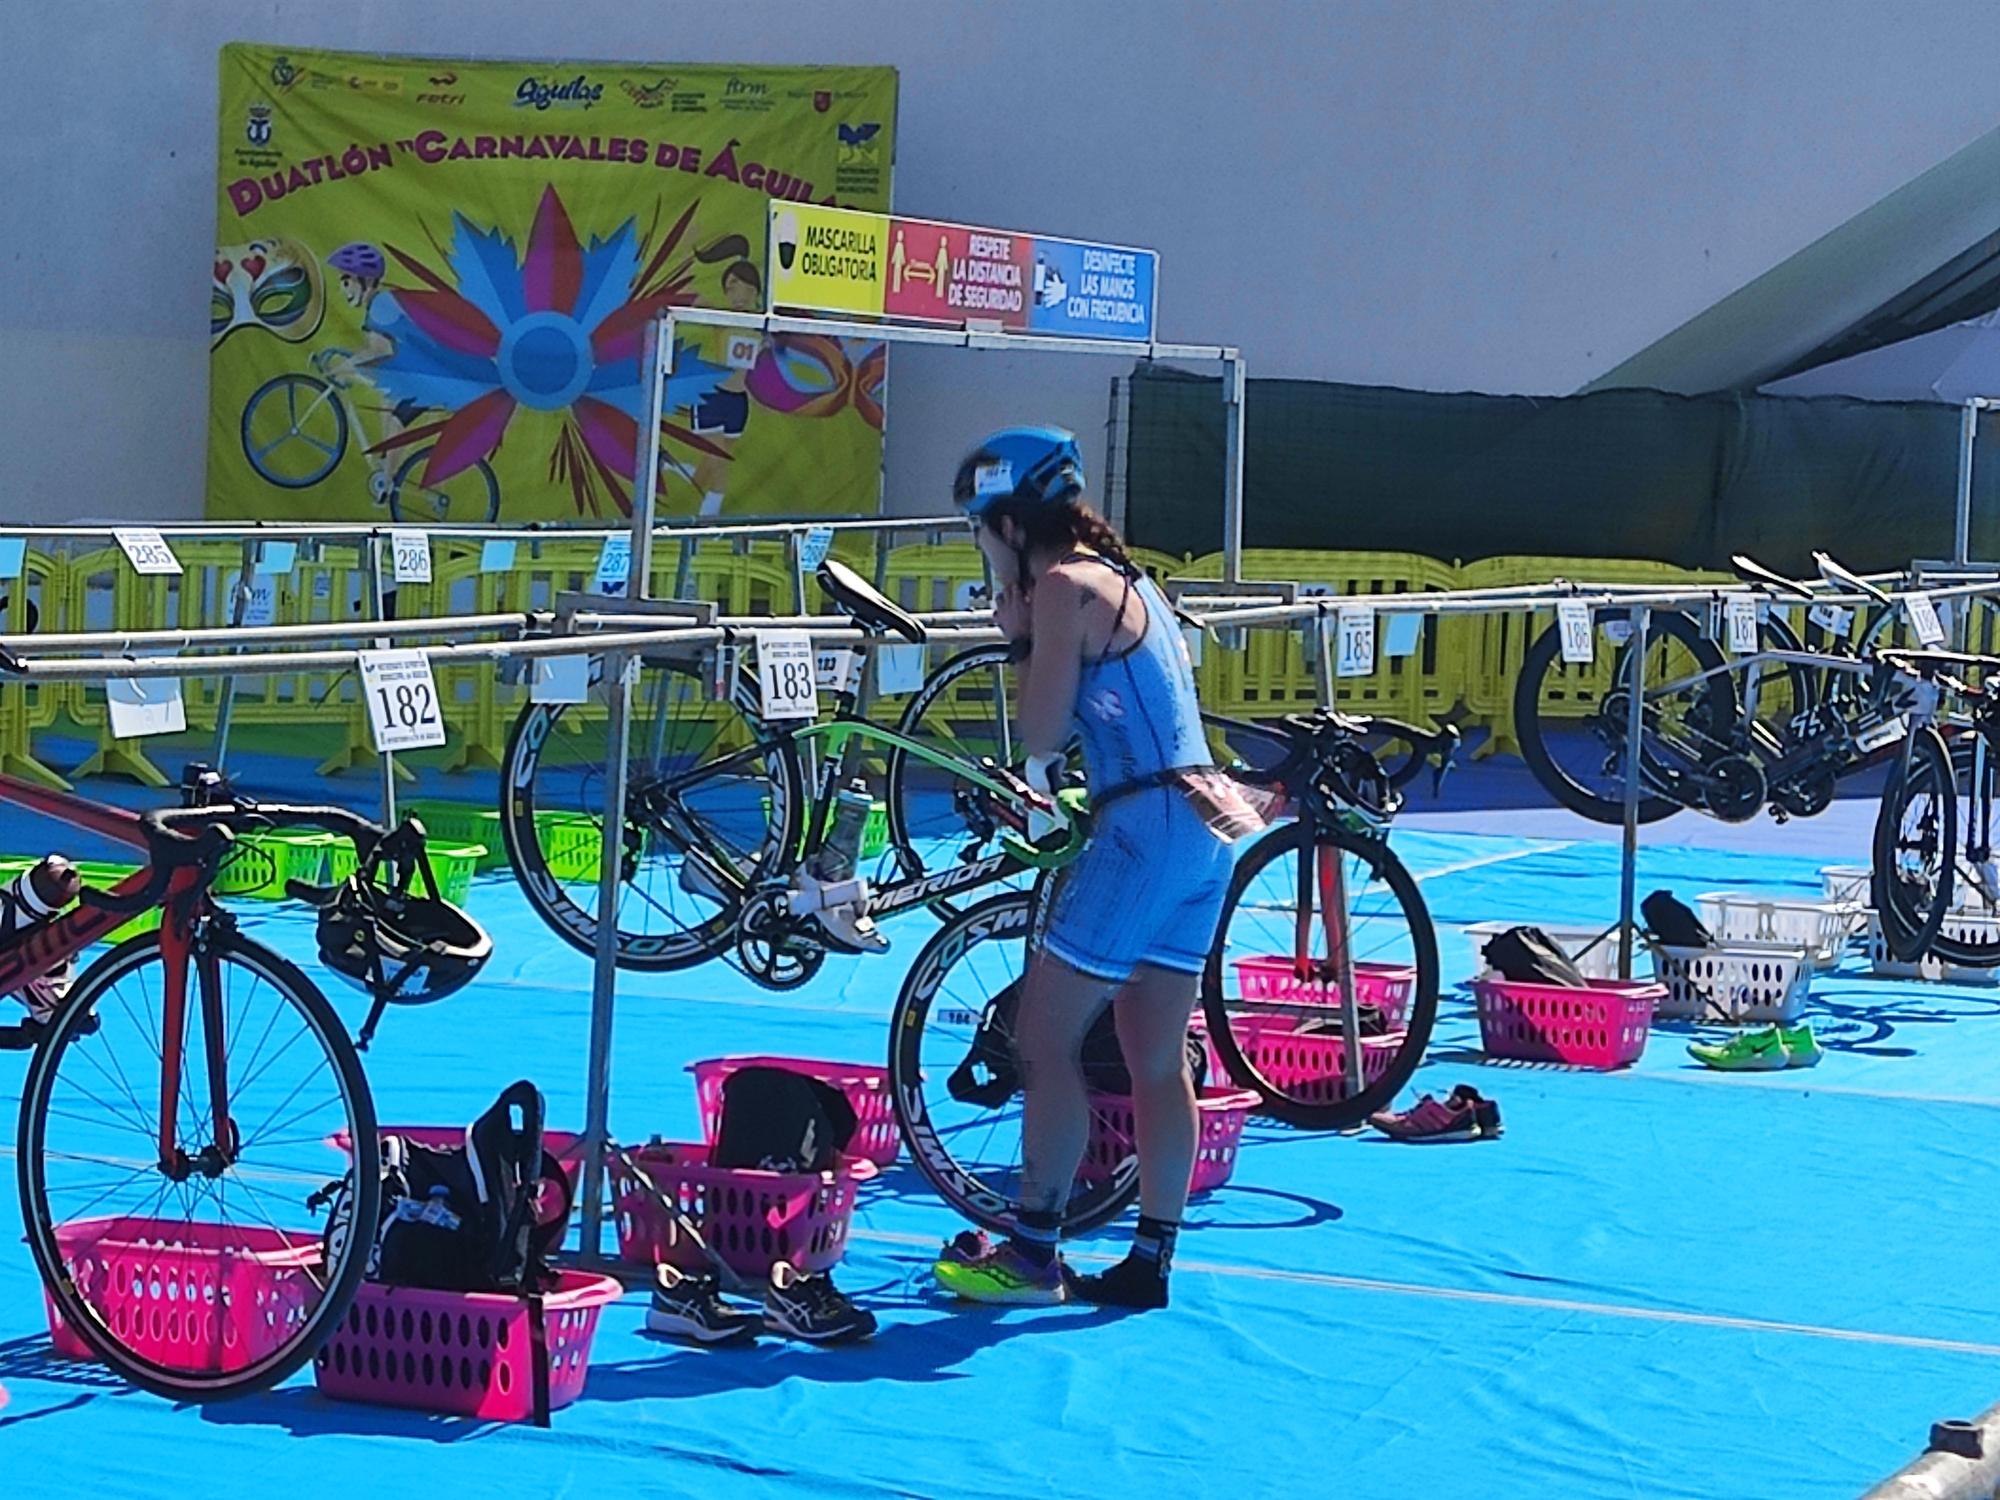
(1770, 763), (1836, 821)
(1700, 754), (1768, 823)
(734, 889), (824, 990)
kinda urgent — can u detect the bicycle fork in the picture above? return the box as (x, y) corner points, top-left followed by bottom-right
(154, 885), (236, 1182)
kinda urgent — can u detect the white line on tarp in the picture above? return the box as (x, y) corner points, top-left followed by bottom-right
(852, 1228), (2000, 1357)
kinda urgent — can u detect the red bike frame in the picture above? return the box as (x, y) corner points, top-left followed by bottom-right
(0, 773), (222, 1172)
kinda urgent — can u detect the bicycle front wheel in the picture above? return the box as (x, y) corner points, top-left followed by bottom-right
(1202, 821), (1439, 1129)
(500, 653), (803, 970)
(887, 644), (1022, 879)
(19, 928), (378, 1401)
(1874, 724), (1958, 963)
(888, 890), (1141, 1236)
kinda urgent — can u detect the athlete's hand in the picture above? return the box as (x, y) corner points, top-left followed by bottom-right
(993, 583), (1033, 642)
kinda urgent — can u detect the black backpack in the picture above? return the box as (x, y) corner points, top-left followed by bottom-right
(712, 1066), (858, 1173)
(1482, 926), (1589, 987)
(368, 1080), (562, 1295)
(945, 980), (1207, 1106)
(1642, 890), (1713, 949)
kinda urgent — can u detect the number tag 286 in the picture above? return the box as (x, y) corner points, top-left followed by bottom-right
(358, 650), (447, 751)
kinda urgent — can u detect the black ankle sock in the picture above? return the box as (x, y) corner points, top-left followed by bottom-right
(1132, 1215), (1180, 1275)
(1009, 1208), (1062, 1269)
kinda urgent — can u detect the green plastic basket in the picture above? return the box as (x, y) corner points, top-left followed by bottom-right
(326, 841), (486, 906)
(537, 814), (603, 884)
(763, 797), (889, 860)
(402, 801), (508, 873)
(212, 831), (334, 899)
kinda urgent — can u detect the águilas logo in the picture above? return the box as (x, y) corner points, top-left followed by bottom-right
(245, 103), (273, 148)
(515, 74), (604, 110)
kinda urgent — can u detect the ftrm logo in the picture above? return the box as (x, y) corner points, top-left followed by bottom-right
(515, 74), (603, 110)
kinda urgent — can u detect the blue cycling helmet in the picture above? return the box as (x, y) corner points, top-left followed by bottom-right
(953, 426), (1085, 517)
(327, 242), (385, 280)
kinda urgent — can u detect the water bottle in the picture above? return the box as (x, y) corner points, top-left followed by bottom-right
(813, 782), (876, 884)
(2, 856), (80, 1022)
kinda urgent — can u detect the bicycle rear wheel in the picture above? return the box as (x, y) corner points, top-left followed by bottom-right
(19, 928), (378, 1401)
(1202, 821), (1439, 1130)
(500, 653), (802, 971)
(887, 645), (1026, 879)
(888, 890), (1141, 1236)
(1514, 608), (1734, 825)
(1873, 724), (1956, 963)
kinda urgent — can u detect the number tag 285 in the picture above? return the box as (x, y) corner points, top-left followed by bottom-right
(358, 650), (447, 751)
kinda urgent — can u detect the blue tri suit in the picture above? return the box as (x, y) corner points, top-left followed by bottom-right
(1039, 559), (1234, 983)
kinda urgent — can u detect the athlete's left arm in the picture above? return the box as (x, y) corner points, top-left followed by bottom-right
(1016, 570), (1086, 757)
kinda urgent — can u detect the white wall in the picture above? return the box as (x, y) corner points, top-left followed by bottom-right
(7, 0), (2000, 521)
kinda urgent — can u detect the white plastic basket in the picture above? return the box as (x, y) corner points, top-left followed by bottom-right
(1652, 942), (1813, 1023)
(1863, 909), (2000, 986)
(1462, 921), (1622, 982)
(1695, 892), (1862, 971)
(1820, 865), (1871, 906)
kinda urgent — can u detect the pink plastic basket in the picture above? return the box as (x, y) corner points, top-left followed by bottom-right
(1077, 1089), (1262, 1194)
(43, 1217), (322, 1370)
(1473, 978), (1663, 1069)
(312, 1270), (622, 1421)
(689, 1055), (899, 1168)
(1205, 1014), (1406, 1104)
(1231, 956), (1416, 1027)
(609, 1141), (862, 1280)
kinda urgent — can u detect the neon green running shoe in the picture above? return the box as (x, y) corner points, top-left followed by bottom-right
(1686, 1026), (1790, 1072)
(933, 1241), (1067, 1305)
(1778, 1023), (1823, 1069)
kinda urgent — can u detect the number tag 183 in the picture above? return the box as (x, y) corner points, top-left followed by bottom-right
(756, 630), (819, 721)
(358, 649), (447, 752)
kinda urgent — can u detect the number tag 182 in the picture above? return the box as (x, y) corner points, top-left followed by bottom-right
(358, 649), (447, 752)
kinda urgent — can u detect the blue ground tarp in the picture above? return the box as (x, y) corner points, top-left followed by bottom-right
(1, 802), (1996, 1497)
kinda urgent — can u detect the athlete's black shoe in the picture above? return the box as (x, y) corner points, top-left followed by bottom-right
(645, 1266), (759, 1344)
(764, 1263), (877, 1343)
(1065, 1253), (1170, 1311)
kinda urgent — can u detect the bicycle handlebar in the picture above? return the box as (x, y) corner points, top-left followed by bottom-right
(75, 802), (396, 916)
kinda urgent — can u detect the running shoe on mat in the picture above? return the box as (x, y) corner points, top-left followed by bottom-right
(1686, 1026), (1790, 1071)
(1778, 1023), (1823, 1069)
(645, 1266), (760, 1345)
(1367, 1084), (1500, 1143)
(764, 1263), (878, 1343)
(933, 1240), (1067, 1305)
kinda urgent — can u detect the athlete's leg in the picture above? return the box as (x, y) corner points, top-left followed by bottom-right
(1012, 950), (1116, 1216)
(1111, 962), (1201, 1223)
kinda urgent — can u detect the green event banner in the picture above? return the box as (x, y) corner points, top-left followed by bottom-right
(210, 44), (897, 523)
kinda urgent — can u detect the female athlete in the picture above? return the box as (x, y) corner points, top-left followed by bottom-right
(933, 426), (1256, 1311)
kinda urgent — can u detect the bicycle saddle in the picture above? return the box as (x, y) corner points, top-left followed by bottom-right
(1729, 555), (1814, 601)
(816, 557), (927, 644)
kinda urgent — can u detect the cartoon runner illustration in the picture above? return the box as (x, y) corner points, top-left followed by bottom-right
(667, 236), (764, 516)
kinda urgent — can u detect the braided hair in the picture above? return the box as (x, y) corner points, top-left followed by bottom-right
(982, 495), (1141, 582)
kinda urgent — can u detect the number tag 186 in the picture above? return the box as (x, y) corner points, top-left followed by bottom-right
(358, 649), (447, 752)
(1556, 600), (1594, 664)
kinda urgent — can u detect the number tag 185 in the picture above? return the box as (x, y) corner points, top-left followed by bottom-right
(358, 649), (447, 752)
